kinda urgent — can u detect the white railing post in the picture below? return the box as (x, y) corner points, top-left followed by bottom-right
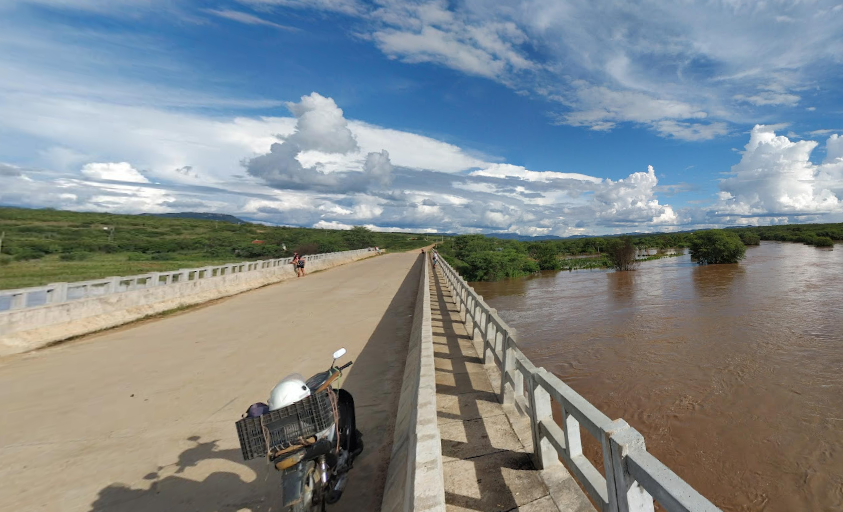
(47, 282), (68, 304)
(484, 312), (496, 366)
(609, 423), (655, 512)
(11, 292), (27, 310)
(529, 370), (560, 470)
(500, 331), (515, 404)
(562, 403), (583, 464)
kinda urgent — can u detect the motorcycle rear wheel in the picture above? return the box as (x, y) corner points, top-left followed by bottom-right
(285, 461), (326, 512)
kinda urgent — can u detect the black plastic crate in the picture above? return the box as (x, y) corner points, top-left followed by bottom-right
(236, 390), (335, 461)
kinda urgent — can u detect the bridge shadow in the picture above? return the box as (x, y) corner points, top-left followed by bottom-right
(87, 254), (423, 512)
(431, 264), (547, 511)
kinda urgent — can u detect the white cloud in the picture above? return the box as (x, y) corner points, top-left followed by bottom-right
(246, 93), (396, 192)
(715, 125), (841, 216)
(203, 9), (298, 31)
(371, 1), (534, 80)
(594, 166), (678, 225)
(80, 162), (149, 183)
(470, 163), (602, 184)
(352, 0), (843, 139)
(238, 0), (363, 16)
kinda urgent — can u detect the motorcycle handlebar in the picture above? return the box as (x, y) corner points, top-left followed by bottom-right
(338, 361), (353, 371)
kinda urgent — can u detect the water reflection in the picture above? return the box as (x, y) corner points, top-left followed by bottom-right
(690, 263), (745, 299)
(606, 270), (636, 304)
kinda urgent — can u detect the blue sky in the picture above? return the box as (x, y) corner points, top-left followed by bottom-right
(1, 0), (843, 235)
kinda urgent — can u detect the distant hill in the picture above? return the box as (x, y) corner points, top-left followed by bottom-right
(142, 212), (247, 224)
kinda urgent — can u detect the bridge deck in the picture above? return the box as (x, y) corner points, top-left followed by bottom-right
(0, 251), (421, 512)
(431, 265), (576, 512)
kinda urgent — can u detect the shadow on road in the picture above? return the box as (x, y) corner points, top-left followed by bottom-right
(89, 436), (273, 512)
(87, 254), (423, 512)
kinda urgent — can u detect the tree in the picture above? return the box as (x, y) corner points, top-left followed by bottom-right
(689, 230), (746, 264)
(343, 226), (375, 249)
(606, 236), (638, 271)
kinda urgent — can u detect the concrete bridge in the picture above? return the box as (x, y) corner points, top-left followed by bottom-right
(0, 249), (720, 511)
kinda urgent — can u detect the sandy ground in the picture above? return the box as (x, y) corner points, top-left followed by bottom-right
(0, 251), (421, 512)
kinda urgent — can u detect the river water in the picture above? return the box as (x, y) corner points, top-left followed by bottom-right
(471, 242), (843, 512)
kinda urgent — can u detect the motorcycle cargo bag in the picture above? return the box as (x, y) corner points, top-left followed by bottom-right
(236, 390), (335, 461)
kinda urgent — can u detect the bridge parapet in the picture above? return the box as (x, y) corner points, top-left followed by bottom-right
(0, 249), (372, 311)
(435, 252), (720, 512)
(0, 248), (378, 356)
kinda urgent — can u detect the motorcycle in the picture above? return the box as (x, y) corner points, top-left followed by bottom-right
(236, 348), (364, 512)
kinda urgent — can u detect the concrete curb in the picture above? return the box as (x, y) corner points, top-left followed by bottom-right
(381, 254), (446, 512)
(0, 251), (375, 356)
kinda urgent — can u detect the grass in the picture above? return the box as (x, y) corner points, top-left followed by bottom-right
(0, 253), (241, 290)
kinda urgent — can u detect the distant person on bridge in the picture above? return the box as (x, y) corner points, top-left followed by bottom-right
(297, 256), (306, 277)
(292, 253), (301, 277)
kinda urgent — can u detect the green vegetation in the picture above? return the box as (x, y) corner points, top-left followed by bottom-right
(737, 231), (761, 245)
(606, 236), (638, 271)
(814, 236), (834, 247)
(731, 223), (842, 247)
(437, 221), (843, 281)
(689, 230), (746, 264)
(437, 233), (691, 281)
(0, 207), (432, 289)
(434, 235), (538, 281)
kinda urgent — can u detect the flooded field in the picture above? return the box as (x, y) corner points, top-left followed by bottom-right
(472, 242), (843, 511)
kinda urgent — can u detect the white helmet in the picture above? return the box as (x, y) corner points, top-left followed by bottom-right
(268, 373), (311, 410)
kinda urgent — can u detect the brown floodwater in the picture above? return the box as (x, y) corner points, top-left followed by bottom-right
(472, 242), (843, 512)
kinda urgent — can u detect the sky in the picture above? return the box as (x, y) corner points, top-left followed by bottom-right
(1, 0), (843, 236)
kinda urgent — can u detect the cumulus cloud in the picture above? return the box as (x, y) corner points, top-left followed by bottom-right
(715, 126), (841, 217)
(593, 166), (678, 225)
(245, 93), (394, 193)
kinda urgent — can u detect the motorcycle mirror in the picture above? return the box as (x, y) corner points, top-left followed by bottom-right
(333, 348), (347, 360)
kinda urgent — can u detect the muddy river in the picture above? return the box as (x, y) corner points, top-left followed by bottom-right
(471, 242), (843, 511)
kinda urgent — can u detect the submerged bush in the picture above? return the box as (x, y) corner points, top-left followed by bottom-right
(689, 230), (746, 264)
(607, 236), (638, 271)
(814, 236), (834, 247)
(738, 232), (761, 245)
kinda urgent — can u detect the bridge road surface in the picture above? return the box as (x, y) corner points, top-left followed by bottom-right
(0, 251), (422, 512)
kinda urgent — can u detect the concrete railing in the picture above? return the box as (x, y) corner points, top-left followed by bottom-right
(0, 249), (375, 312)
(435, 251), (721, 512)
(382, 253), (446, 512)
(0, 248), (379, 356)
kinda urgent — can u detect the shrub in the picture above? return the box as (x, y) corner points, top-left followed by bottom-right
(0, 255), (11, 266)
(13, 248), (46, 261)
(150, 253), (175, 261)
(59, 252), (91, 261)
(606, 236), (638, 271)
(814, 236), (834, 247)
(689, 230), (746, 264)
(738, 232), (761, 245)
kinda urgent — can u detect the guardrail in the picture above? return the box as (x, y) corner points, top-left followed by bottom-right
(0, 249), (376, 312)
(434, 251), (720, 512)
